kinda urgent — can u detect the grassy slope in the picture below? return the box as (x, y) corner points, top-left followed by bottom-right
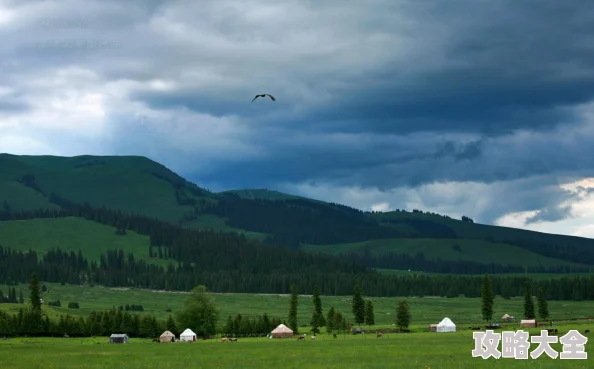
(0, 154), (200, 223)
(1, 283), (592, 324)
(0, 154), (271, 240)
(301, 238), (591, 268)
(0, 217), (172, 267)
(372, 210), (594, 247)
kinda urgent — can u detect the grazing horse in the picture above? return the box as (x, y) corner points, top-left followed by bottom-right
(229, 338), (238, 342)
(221, 337), (228, 343)
(297, 334), (306, 341)
(333, 334), (338, 339)
(376, 332), (383, 338)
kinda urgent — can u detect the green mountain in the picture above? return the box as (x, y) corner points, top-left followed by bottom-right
(1, 153), (594, 277)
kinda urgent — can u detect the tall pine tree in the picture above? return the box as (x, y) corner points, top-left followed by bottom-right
(352, 284), (365, 326)
(288, 284), (299, 334)
(536, 286), (549, 320)
(310, 285), (324, 334)
(364, 300), (375, 326)
(29, 273), (42, 311)
(481, 274), (494, 323)
(326, 306), (336, 333)
(523, 281), (535, 319)
(396, 300), (411, 330)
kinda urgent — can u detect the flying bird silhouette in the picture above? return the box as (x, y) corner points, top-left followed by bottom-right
(252, 94), (276, 102)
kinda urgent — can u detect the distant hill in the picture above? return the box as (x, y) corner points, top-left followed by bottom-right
(1, 153), (594, 276)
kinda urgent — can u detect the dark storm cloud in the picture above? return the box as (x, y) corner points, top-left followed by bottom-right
(3, 0), (594, 228)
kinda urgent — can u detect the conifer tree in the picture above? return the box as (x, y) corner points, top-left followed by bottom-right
(288, 284), (299, 333)
(352, 284), (365, 326)
(523, 281), (535, 319)
(364, 300), (375, 326)
(396, 300), (411, 329)
(326, 306), (336, 333)
(310, 285), (323, 334)
(537, 286), (549, 320)
(481, 274), (494, 323)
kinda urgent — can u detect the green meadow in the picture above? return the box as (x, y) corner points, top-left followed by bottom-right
(1, 283), (593, 326)
(1, 326), (592, 369)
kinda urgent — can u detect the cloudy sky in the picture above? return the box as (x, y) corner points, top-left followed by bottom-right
(1, 0), (594, 238)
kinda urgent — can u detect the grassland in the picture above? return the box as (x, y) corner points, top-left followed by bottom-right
(1, 325), (593, 369)
(0, 217), (175, 267)
(1, 283), (593, 325)
(302, 238), (591, 268)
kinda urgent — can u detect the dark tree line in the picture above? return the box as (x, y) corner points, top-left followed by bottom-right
(221, 313), (284, 337)
(201, 193), (404, 247)
(0, 307), (166, 338)
(0, 286), (20, 303)
(2, 245), (594, 300)
(341, 250), (593, 274)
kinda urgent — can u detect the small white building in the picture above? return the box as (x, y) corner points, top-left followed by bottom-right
(180, 328), (197, 342)
(436, 317), (456, 333)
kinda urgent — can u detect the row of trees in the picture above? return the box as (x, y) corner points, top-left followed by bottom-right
(3, 243), (594, 300)
(481, 275), (549, 323)
(344, 250), (593, 274)
(285, 283), (412, 336)
(0, 286), (23, 304)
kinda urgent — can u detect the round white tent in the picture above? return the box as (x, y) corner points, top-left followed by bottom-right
(270, 323), (294, 338)
(180, 328), (197, 342)
(436, 317), (456, 332)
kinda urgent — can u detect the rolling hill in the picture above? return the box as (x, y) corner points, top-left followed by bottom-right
(2, 153), (594, 277)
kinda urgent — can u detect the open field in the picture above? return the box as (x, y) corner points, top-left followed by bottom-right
(1, 283), (593, 325)
(302, 238), (591, 268)
(1, 325), (592, 369)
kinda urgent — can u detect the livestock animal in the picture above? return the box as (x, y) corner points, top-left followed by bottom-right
(376, 332), (383, 338)
(333, 334), (338, 339)
(229, 338), (238, 342)
(221, 337), (228, 343)
(311, 335), (316, 340)
(297, 334), (307, 341)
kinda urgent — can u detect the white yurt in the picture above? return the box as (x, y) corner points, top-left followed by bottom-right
(180, 328), (197, 342)
(436, 317), (456, 332)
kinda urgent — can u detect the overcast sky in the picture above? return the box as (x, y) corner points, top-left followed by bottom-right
(1, 0), (594, 238)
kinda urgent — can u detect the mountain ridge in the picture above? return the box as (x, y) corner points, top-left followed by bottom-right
(1, 153), (594, 274)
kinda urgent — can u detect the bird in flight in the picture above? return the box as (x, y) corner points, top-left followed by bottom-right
(252, 94), (276, 102)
